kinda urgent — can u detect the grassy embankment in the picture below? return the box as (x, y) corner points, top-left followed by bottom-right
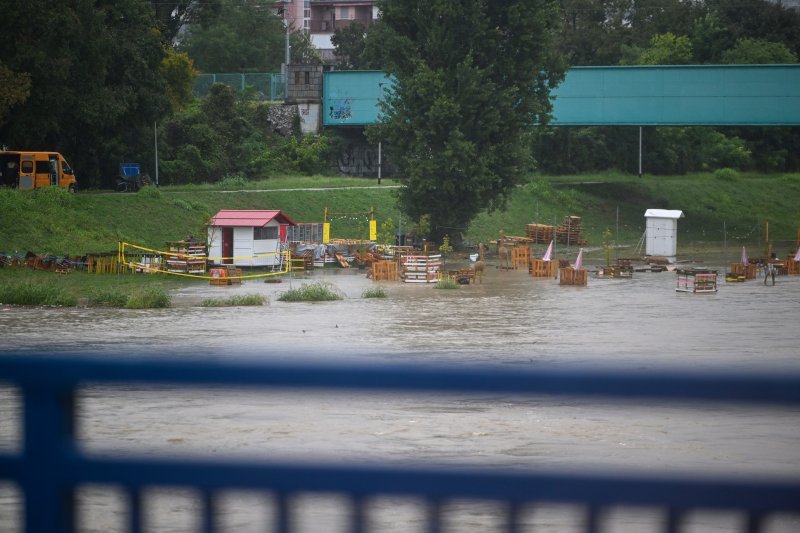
(1, 171), (798, 303)
(2, 171), (798, 256)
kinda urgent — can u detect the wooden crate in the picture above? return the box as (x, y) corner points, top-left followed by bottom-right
(730, 263), (757, 280)
(559, 267), (587, 286)
(786, 257), (799, 275)
(371, 260), (398, 281)
(401, 254), (442, 283)
(530, 259), (556, 278)
(511, 246), (530, 270)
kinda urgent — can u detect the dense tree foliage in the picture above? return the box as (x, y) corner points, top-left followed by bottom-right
(159, 84), (333, 185)
(538, 0), (800, 176)
(332, 22), (374, 70)
(177, 1), (285, 72)
(0, 62), (31, 125)
(366, 0), (565, 242)
(0, 0), (171, 188)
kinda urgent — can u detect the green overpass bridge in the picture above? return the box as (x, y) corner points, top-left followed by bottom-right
(322, 65), (800, 127)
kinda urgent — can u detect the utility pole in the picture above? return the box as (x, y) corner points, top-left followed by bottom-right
(284, 1), (291, 71)
(154, 121), (159, 187)
(638, 126), (643, 178)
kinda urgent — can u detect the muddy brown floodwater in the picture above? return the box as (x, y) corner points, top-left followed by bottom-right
(1, 256), (799, 532)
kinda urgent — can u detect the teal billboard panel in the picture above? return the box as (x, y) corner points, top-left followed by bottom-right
(550, 65), (800, 126)
(323, 65), (800, 127)
(323, 71), (391, 126)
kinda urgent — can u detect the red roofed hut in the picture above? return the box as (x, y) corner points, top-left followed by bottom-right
(208, 210), (297, 267)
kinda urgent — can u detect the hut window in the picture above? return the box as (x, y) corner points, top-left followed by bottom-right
(254, 226), (278, 240)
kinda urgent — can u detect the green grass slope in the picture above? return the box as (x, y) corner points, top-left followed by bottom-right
(1, 172), (798, 257)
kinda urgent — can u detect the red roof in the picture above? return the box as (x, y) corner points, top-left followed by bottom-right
(209, 210), (297, 227)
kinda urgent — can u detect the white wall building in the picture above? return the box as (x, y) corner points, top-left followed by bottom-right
(208, 210), (297, 267)
(644, 209), (684, 258)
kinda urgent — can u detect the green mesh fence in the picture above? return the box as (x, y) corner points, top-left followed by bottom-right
(193, 73), (286, 101)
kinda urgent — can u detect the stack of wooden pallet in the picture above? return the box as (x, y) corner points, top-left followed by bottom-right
(526, 216), (587, 245)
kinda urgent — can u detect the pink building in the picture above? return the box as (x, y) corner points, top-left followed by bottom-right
(276, 0), (378, 62)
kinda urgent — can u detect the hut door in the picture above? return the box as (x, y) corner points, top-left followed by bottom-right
(222, 228), (233, 264)
(279, 224), (287, 242)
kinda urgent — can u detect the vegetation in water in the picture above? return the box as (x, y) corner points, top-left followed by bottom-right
(434, 276), (459, 290)
(278, 281), (343, 302)
(125, 286), (171, 309)
(361, 286), (387, 298)
(201, 294), (267, 307)
(85, 288), (130, 308)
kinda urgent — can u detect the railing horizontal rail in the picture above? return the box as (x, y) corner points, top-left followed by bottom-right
(1, 454), (798, 512)
(2, 354), (800, 532)
(2, 355), (800, 405)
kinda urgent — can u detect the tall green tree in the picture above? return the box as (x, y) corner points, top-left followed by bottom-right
(0, 0), (171, 187)
(367, 0), (565, 242)
(331, 22), (374, 70)
(0, 62), (31, 126)
(627, 32), (693, 65)
(721, 38), (798, 65)
(178, 1), (285, 72)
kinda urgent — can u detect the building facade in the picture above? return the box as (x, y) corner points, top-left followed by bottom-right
(276, 0), (378, 62)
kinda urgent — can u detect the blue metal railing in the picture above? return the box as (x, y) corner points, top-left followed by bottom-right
(1, 355), (800, 532)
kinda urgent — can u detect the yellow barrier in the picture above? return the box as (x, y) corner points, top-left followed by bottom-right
(119, 242), (291, 280)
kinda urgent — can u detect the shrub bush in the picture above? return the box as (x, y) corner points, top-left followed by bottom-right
(201, 294), (266, 307)
(434, 276), (459, 290)
(0, 281), (77, 306)
(278, 281), (343, 302)
(126, 286), (171, 308)
(714, 167), (739, 181)
(86, 288), (129, 308)
(361, 286), (387, 298)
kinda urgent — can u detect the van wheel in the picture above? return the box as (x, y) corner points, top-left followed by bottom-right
(68, 184), (76, 193)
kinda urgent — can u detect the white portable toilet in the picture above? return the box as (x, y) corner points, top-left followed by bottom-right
(644, 209), (684, 258)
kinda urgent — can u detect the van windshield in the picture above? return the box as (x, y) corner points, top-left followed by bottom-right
(62, 161), (73, 174)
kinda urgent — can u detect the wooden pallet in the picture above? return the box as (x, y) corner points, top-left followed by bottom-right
(559, 267), (587, 286)
(730, 263), (757, 280)
(511, 246), (530, 270)
(530, 259), (556, 278)
(371, 260), (398, 281)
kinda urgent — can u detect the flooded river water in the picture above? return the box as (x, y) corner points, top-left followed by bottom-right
(1, 255), (799, 532)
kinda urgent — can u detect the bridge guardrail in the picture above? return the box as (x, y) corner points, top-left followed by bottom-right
(1, 355), (799, 532)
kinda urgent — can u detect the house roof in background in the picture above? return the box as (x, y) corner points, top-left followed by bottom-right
(209, 210), (298, 227)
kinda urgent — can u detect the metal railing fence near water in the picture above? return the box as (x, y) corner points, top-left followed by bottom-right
(193, 73), (286, 101)
(1, 355), (799, 533)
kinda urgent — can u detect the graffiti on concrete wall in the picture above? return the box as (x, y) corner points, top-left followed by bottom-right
(337, 143), (377, 176)
(329, 98), (352, 121)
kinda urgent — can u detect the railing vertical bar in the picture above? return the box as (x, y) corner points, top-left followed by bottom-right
(745, 511), (762, 533)
(506, 502), (521, 533)
(585, 506), (600, 533)
(351, 495), (365, 533)
(201, 490), (215, 533)
(22, 384), (76, 533)
(663, 508), (681, 533)
(275, 492), (290, 533)
(426, 500), (442, 533)
(128, 488), (141, 533)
